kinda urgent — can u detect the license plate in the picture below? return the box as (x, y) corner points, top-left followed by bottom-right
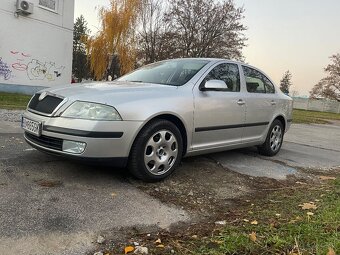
(22, 117), (42, 136)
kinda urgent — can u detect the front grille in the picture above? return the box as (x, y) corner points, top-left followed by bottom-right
(28, 93), (63, 114)
(25, 132), (63, 151)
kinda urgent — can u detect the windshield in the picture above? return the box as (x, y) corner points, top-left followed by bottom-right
(117, 59), (209, 86)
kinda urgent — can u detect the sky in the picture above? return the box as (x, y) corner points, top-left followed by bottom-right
(74, 0), (340, 96)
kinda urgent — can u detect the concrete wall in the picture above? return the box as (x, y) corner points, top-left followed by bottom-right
(0, 0), (74, 94)
(293, 97), (340, 114)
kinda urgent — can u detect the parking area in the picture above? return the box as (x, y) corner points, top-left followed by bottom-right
(1, 116), (340, 255)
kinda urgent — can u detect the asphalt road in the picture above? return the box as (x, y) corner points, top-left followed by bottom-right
(0, 120), (339, 255)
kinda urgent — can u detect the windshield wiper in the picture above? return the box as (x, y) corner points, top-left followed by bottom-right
(128, 80), (144, 83)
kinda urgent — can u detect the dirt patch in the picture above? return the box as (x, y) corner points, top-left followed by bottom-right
(35, 179), (62, 188)
(91, 156), (321, 254)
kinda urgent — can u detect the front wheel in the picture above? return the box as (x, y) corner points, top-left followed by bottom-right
(128, 119), (183, 182)
(258, 120), (284, 156)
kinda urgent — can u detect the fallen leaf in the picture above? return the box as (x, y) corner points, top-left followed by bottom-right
(243, 219), (249, 222)
(250, 220), (258, 225)
(296, 181), (307, 185)
(299, 203), (317, 210)
(314, 199), (320, 202)
(275, 214), (281, 217)
(307, 212), (314, 216)
(155, 238), (162, 244)
(124, 246), (134, 254)
(319, 176), (336, 181)
(156, 244), (165, 248)
(249, 232), (256, 242)
(327, 247), (336, 255)
(111, 192), (117, 197)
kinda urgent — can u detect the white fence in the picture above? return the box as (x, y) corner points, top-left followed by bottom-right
(293, 97), (340, 114)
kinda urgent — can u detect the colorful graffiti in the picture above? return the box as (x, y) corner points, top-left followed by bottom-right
(27, 59), (65, 81)
(0, 57), (12, 80)
(8, 50), (65, 81)
(10, 51), (31, 71)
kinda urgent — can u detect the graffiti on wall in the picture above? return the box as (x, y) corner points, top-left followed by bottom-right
(27, 59), (65, 81)
(8, 50), (65, 81)
(0, 57), (12, 80)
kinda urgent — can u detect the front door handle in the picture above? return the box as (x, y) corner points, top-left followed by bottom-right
(237, 99), (245, 105)
(271, 100), (277, 105)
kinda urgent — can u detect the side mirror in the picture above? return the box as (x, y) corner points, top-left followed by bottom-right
(201, 79), (226, 91)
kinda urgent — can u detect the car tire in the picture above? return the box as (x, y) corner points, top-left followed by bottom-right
(258, 119), (284, 156)
(128, 119), (183, 182)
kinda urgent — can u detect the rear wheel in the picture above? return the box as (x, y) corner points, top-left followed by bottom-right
(258, 119), (284, 156)
(128, 119), (183, 182)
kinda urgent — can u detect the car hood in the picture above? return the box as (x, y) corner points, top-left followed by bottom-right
(42, 81), (179, 105)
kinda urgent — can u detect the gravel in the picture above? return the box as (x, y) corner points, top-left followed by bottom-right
(0, 109), (24, 122)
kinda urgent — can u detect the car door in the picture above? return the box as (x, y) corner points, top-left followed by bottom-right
(241, 65), (277, 142)
(192, 62), (246, 150)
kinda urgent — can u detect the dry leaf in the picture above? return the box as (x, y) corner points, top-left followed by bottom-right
(250, 220), (258, 225)
(319, 176), (336, 180)
(111, 192), (117, 197)
(275, 214), (281, 217)
(124, 246), (134, 254)
(296, 181), (307, 185)
(249, 232), (257, 242)
(156, 244), (165, 248)
(306, 212), (314, 216)
(243, 219), (249, 222)
(299, 203), (317, 210)
(155, 238), (162, 244)
(327, 247), (336, 255)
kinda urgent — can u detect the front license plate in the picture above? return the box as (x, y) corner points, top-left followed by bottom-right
(22, 117), (42, 136)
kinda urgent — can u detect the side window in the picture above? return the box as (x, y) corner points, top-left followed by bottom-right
(203, 63), (240, 92)
(242, 66), (275, 94)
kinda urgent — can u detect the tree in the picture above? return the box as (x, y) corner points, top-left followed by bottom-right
(164, 0), (247, 60)
(279, 70), (292, 94)
(310, 53), (340, 101)
(137, 0), (166, 64)
(87, 0), (140, 80)
(72, 15), (91, 82)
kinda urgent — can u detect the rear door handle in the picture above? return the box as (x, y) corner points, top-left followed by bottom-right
(271, 100), (277, 105)
(237, 99), (245, 105)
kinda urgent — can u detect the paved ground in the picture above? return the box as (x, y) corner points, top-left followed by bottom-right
(0, 119), (339, 255)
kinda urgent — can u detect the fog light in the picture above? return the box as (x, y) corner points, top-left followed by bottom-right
(62, 140), (86, 154)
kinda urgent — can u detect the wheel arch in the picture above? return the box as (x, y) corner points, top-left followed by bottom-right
(128, 113), (189, 158)
(272, 114), (287, 132)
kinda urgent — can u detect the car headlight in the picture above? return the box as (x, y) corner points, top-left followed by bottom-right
(61, 101), (122, 121)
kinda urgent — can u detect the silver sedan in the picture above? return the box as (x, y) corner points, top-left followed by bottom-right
(22, 58), (293, 181)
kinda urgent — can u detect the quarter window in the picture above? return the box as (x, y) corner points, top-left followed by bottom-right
(242, 66), (275, 94)
(203, 63), (240, 92)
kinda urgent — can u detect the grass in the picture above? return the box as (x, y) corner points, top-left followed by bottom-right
(194, 178), (340, 255)
(0, 92), (31, 110)
(293, 109), (340, 124)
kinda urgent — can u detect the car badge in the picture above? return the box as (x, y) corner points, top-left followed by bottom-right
(39, 92), (48, 101)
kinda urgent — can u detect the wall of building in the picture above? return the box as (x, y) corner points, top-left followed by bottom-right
(0, 0), (74, 94)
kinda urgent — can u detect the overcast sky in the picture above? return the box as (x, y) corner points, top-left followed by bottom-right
(74, 0), (340, 96)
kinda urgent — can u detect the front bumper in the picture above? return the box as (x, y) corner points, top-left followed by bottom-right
(23, 110), (143, 161)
